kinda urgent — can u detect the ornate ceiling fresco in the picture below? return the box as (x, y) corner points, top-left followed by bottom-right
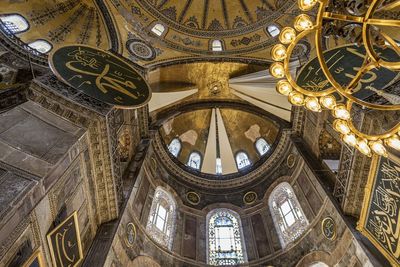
(110, 0), (300, 66)
(0, 0), (113, 51)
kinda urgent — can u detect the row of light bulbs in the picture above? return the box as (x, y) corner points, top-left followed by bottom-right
(269, 0), (399, 157)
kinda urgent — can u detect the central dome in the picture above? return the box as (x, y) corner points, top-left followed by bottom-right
(136, 0), (288, 36)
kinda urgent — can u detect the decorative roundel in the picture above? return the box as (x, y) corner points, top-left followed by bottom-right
(186, 191), (200, 205)
(126, 39), (156, 61)
(287, 154), (296, 168)
(124, 222), (137, 247)
(321, 216), (337, 241)
(243, 191), (258, 205)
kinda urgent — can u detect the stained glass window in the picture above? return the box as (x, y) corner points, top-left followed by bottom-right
(0, 14), (29, 34)
(151, 23), (165, 36)
(269, 182), (308, 248)
(207, 209), (246, 266)
(236, 152), (251, 170)
(168, 138), (181, 157)
(212, 40), (223, 51)
(28, 40), (52, 54)
(267, 25), (280, 37)
(146, 187), (176, 249)
(255, 138), (270, 156)
(187, 151), (201, 170)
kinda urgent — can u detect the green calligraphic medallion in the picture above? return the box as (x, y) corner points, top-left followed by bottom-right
(359, 156), (400, 266)
(47, 212), (83, 267)
(297, 44), (400, 102)
(49, 45), (151, 109)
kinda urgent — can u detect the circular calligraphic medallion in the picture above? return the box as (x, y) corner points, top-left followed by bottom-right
(243, 191), (258, 205)
(49, 45), (151, 109)
(321, 216), (337, 241)
(186, 191), (200, 205)
(297, 44), (399, 101)
(287, 154), (296, 168)
(124, 222), (137, 247)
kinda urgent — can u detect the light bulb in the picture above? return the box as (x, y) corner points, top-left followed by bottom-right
(276, 80), (293, 96)
(294, 14), (314, 32)
(270, 62), (285, 78)
(333, 104), (350, 120)
(385, 136), (400, 150)
(271, 44), (287, 61)
(333, 119), (350, 135)
(298, 0), (317, 11)
(342, 133), (357, 147)
(279, 27), (297, 44)
(357, 139), (372, 157)
(370, 140), (388, 157)
(320, 95), (336, 109)
(304, 97), (321, 112)
(289, 91), (304, 106)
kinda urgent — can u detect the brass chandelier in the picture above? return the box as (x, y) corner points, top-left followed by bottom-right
(270, 0), (400, 157)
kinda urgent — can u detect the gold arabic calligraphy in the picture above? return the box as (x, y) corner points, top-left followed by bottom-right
(65, 47), (142, 102)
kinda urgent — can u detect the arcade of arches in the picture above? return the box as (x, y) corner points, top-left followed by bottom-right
(0, 1), (399, 267)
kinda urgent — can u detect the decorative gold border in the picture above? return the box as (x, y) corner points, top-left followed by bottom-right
(243, 191), (258, 205)
(22, 247), (46, 267)
(48, 44), (152, 110)
(321, 216), (337, 241)
(124, 222), (137, 248)
(46, 211), (83, 267)
(357, 154), (400, 267)
(186, 191), (200, 205)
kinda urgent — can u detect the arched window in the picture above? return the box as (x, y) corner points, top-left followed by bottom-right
(0, 14), (29, 34)
(269, 182), (309, 248)
(267, 25), (280, 37)
(207, 209), (246, 266)
(146, 187), (177, 249)
(28, 40), (52, 54)
(216, 157), (222, 175)
(151, 23), (165, 36)
(255, 138), (271, 156)
(211, 40), (223, 51)
(236, 152), (251, 170)
(309, 262), (329, 267)
(168, 138), (181, 157)
(187, 151), (201, 170)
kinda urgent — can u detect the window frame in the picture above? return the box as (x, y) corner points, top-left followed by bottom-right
(206, 208), (247, 266)
(235, 151), (251, 170)
(255, 137), (271, 156)
(151, 23), (166, 37)
(187, 150), (202, 170)
(266, 24), (281, 37)
(211, 40), (224, 52)
(168, 137), (182, 158)
(0, 13), (30, 34)
(28, 39), (53, 54)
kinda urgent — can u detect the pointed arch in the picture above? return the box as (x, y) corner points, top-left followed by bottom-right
(168, 138), (181, 157)
(235, 151), (251, 170)
(207, 208), (247, 265)
(0, 14), (29, 34)
(255, 138), (270, 156)
(268, 182), (309, 248)
(187, 151), (202, 170)
(146, 187), (177, 250)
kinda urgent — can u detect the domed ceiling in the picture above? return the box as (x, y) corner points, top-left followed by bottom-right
(160, 107), (280, 175)
(0, 0), (113, 51)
